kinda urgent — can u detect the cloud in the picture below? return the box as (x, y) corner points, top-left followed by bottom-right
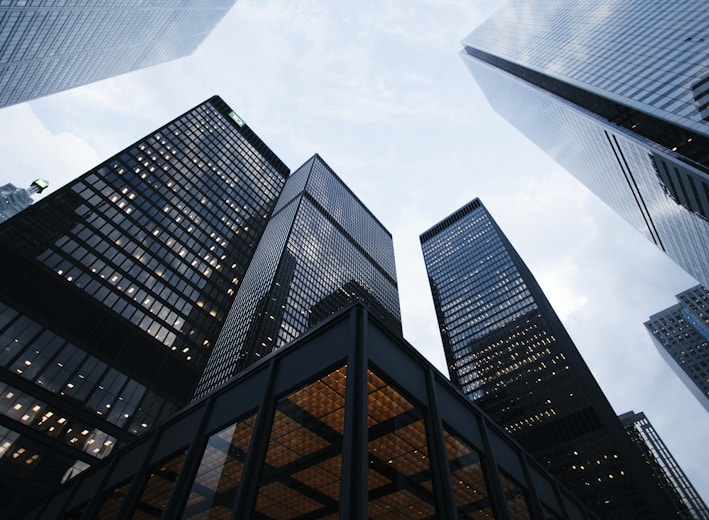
(2, 0), (707, 503)
(0, 104), (102, 194)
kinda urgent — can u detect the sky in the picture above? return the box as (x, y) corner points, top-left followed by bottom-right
(1, 0), (707, 504)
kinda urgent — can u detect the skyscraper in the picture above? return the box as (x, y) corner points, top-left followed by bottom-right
(0, 1), (236, 107)
(195, 154), (401, 398)
(619, 410), (709, 520)
(460, 0), (709, 287)
(644, 285), (709, 412)
(420, 198), (679, 519)
(0, 95), (289, 514)
(0, 179), (48, 222)
(23, 305), (596, 520)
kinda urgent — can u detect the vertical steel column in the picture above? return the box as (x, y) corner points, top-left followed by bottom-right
(424, 369), (458, 519)
(78, 437), (141, 519)
(161, 400), (215, 518)
(518, 456), (546, 520)
(339, 306), (369, 519)
(550, 481), (573, 519)
(57, 457), (118, 518)
(479, 418), (512, 520)
(230, 357), (279, 519)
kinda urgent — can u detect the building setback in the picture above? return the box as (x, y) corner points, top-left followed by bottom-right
(460, 0), (709, 287)
(194, 154), (401, 398)
(0, 1), (236, 107)
(24, 305), (597, 520)
(644, 285), (709, 413)
(619, 411), (709, 520)
(0, 96), (288, 515)
(420, 198), (680, 519)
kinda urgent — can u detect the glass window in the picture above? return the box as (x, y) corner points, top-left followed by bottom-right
(133, 449), (187, 519)
(0, 425), (42, 478)
(37, 342), (85, 392)
(443, 428), (494, 519)
(367, 369), (437, 518)
(254, 365), (347, 519)
(182, 413), (257, 519)
(95, 480), (131, 519)
(0, 304), (18, 330)
(499, 471), (532, 520)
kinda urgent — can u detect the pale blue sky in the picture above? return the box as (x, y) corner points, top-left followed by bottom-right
(0, 0), (706, 502)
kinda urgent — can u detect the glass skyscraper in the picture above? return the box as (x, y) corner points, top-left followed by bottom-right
(0, 95), (288, 515)
(0, 1), (236, 107)
(460, 0), (709, 287)
(619, 410), (709, 520)
(421, 198), (681, 519)
(645, 285), (709, 413)
(0, 179), (48, 223)
(194, 154), (401, 398)
(23, 305), (595, 520)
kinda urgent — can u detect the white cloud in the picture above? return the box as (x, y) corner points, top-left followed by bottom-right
(0, 104), (102, 194)
(1, 0), (707, 504)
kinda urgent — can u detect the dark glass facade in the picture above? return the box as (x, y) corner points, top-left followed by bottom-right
(420, 199), (680, 519)
(0, 96), (289, 515)
(0, 1), (236, 107)
(619, 411), (709, 520)
(460, 0), (709, 287)
(24, 305), (596, 519)
(644, 285), (709, 413)
(194, 154), (401, 398)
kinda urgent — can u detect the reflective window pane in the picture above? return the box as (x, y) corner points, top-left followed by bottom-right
(367, 370), (436, 519)
(96, 480), (132, 519)
(254, 365), (347, 519)
(182, 414), (257, 519)
(443, 428), (494, 519)
(500, 472), (532, 520)
(132, 449), (187, 518)
(0, 425), (44, 478)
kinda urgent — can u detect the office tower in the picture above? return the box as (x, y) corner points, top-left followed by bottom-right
(0, 95), (289, 515)
(0, 1), (236, 107)
(644, 285), (709, 412)
(460, 0), (709, 287)
(0, 179), (48, 222)
(195, 154), (401, 398)
(25, 305), (596, 520)
(619, 411), (709, 520)
(420, 198), (679, 519)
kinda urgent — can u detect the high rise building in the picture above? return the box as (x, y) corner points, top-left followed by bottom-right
(420, 198), (680, 519)
(0, 179), (48, 222)
(619, 410), (709, 520)
(644, 285), (709, 412)
(0, 1), (236, 107)
(0, 95), (289, 515)
(195, 154), (401, 398)
(460, 0), (709, 287)
(23, 305), (596, 520)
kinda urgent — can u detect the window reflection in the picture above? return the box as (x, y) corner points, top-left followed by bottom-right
(367, 369), (437, 519)
(0, 382), (116, 458)
(133, 449), (187, 519)
(443, 428), (494, 519)
(96, 480), (132, 519)
(254, 365), (347, 519)
(499, 471), (532, 520)
(182, 414), (257, 519)
(0, 425), (43, 477)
